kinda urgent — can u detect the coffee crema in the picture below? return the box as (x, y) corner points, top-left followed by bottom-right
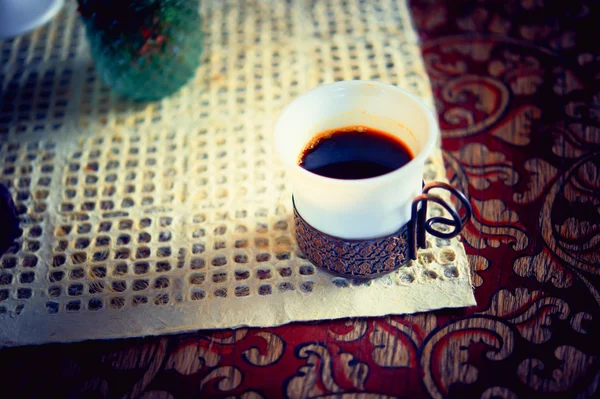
(298, 126), (414, 180)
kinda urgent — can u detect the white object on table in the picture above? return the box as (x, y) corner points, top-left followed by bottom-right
(274, 80), (438, 240)
(0, 0), (64, 39)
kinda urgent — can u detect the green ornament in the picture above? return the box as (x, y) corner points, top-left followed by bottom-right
(78, 0), (203, 101)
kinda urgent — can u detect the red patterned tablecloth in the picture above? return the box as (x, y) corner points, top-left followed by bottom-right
(1, 1), (599, 398)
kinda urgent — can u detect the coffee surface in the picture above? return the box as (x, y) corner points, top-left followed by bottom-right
(298, 126), (414, 179)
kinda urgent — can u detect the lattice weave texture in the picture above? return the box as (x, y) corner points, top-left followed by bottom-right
(0, 0), (474, 346)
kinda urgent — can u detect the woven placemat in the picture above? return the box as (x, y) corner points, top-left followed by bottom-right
(0, 0), (474, 346)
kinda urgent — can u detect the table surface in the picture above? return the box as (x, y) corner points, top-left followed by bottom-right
(1, 1), (599, 398)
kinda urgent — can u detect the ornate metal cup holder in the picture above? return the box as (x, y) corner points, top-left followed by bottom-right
(293, 181), (472, 279)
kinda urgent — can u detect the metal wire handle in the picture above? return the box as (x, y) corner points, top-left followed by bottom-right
(409, 182), (472, 259)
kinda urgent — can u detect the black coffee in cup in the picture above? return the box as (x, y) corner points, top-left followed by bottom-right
(298, 126), (414, 179)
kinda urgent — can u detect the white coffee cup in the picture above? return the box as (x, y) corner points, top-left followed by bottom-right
(274, 80), (438, 240)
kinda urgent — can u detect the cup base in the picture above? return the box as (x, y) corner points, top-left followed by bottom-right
(294, 203), (411, 279)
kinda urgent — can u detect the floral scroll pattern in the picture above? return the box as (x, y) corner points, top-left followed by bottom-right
(1, 0), (599, 398)
(412, 0), (600, 397)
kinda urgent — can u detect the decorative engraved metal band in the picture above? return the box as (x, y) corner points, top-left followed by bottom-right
(293, 181), (472, 279)
(293, 205), (410, 279)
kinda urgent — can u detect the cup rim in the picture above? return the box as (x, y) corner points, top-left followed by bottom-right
(274, 80), (439, 186)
